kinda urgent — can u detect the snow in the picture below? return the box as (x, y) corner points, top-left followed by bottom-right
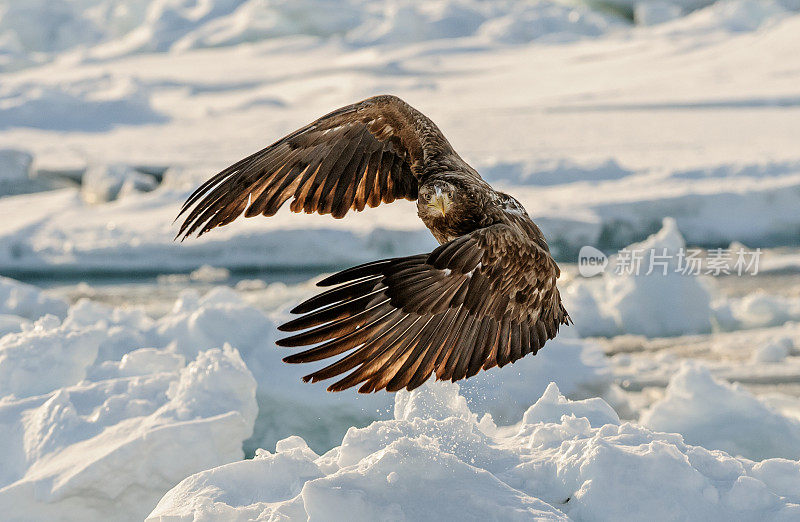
(0, 314), (103, 398)
(0, 275), (614, 518)
(751, 338), (793, 363)
(563, 219), (800, 339)
(0, 345), (256, 521)
(457, 336), (612, 424)
(0, 276), (68, 320)
(0, 0), (626, 68)
(634, 2), (685, 25)
(3, 1), (800, 519)
(0, 149), (46, 196)
(722, 293), (800, 330)
(603, 219), (713, 337)
(81, 163), (159, 204)
(640, 363), (800, 460)
(481, 157), (635, 187)
(521, 381), (620, 428)
(148, 381), (800, 521)
(188, 264), (231, 282)
(476, 2), (620, 45)
(2, 4), (800, 272)
(0, 281), (265, 519)
(2, 0), (795, 74)
(0, 75), (167, 131)
(653, 0), (793, 36)
(4, 161), (800, 274)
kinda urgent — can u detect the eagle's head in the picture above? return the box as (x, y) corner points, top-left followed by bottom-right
(417, 181), (456, 220)
(417, 178), (487, 244)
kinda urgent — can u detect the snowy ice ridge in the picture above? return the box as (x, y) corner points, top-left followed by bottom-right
(149, 381), (800, 521)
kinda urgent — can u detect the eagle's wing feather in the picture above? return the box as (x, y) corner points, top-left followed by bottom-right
(277, 224), (571, 393)
(176, 95), (473, 239)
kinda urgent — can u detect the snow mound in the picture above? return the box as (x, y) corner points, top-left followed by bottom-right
(566, 218), (713, 337)
(604, 217), (713, 336)
(0, 345), (257, 522)
(189, 264), (231, 282)
(172, 0), (363, 51)
(0, 0), (105, 54)
(640, 363), (800, 460)
(0, 280), (261, 520)
(0, 277), (68, 338)
(605, 0), (800, 26)
(149, 380), (800, 521)
(521, 381), (620, 428)
(721, 292), (800, 331)
(751, 338), (793, 363)
(0, 276), (68, 320)
(0, 314), (105, 398)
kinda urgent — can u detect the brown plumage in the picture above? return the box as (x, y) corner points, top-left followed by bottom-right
(176, 95), (571, 393)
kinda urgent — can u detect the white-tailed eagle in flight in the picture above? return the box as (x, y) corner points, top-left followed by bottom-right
(177, 95), (571, 393)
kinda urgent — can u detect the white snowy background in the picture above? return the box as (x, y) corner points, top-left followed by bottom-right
(1, 0), (800, 520)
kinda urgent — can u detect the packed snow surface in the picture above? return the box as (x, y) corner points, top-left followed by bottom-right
(148, 381), (800, 521)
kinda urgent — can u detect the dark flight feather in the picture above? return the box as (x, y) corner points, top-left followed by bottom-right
(277, 224), (570, 392)
(175, 95), (476, 240)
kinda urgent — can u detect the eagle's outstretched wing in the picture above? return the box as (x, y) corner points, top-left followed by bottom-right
(278, 224), (571, 393)
(176, 95), (476, 239)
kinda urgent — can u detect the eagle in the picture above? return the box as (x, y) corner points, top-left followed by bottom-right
(176, 95), (571, 393)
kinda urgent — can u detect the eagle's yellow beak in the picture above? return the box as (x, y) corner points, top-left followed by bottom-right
(429, 194), (450, 217)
